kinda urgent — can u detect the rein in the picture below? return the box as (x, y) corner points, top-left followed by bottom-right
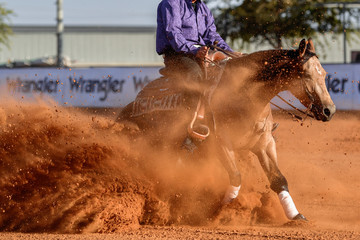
(271, 95), (314, 122)
(204, 46), (316, 123)
(209, 44), (239, 59)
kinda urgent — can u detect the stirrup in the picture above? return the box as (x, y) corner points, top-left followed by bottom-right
(187, 96), (210, 141)
(187, 110), (210, 141)
(188, 122), (210, 141)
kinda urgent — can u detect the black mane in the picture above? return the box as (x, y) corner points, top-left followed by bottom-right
(226, 48), (317, 84)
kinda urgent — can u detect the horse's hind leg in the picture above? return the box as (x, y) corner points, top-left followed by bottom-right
(252, 132), (307, 221)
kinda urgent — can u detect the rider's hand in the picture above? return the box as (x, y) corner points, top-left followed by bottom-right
(196, 46), (209, 60)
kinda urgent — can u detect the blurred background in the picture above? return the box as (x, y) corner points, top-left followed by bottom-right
(0, 0), (359, 67)
(0, 0), (161, 67)
(0, 0), (359, 108)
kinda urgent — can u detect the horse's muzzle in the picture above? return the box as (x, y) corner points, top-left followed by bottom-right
(311, 103), (336, 122)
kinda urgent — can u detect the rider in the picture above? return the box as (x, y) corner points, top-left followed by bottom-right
(156, 0), (240, 151)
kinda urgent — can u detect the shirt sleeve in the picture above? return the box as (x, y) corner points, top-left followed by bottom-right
(160, 1), (199, 55)
(203, 6), (233, 52)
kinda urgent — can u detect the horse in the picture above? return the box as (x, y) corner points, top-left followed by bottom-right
(116, 39), (336, 221)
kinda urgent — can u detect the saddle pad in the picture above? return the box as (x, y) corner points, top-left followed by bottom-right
(131, 77), (185, 117)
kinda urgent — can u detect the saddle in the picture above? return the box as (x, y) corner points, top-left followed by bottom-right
(132, 51), (230, 144)
(131, 75), (212, 144)
(131, 77), (197, 118)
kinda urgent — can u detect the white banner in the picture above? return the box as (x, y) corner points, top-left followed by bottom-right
(0, 64), (359, 109)
(0, 67), (160, 107)
(324, 64), (360, 110)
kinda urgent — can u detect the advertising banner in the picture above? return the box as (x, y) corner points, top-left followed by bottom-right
(0, 64), (359, 109)
(324, 64), (360, 110)
(0, 67), (160, 107)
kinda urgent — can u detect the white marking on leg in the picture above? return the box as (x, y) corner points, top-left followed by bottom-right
(278, 190), (299, 219)
(222, 185), (241, 205)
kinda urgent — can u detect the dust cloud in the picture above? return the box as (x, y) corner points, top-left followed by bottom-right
(0, 101), (282, 233)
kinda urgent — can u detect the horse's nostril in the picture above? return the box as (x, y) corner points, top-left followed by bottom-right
(323, 108), (331, 117)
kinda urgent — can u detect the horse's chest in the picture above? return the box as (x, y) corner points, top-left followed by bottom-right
(235, 131), (264, 150)
(216, 114), (270, 150)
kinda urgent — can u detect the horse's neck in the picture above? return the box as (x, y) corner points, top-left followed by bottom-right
(215, 50), (295, 118)
(230, 50), (294, 99)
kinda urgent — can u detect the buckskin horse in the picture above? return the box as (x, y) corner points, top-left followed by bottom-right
(116, 39), (336, 221)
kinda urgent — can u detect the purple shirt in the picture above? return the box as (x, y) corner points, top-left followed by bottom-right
(156, 0), (233, 55)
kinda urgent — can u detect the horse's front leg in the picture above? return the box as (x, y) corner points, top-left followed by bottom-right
(215, 140), (242, 204)
(252, 132), (307, 221)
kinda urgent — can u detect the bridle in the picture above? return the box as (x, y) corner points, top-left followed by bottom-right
(269, 54), (318, 122)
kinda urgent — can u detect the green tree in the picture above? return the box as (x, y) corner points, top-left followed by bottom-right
(211, 0), (360, 49)
(0, 3), (13, 50)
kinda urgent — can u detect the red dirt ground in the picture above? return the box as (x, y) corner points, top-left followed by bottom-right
(0, 103), (359, 239)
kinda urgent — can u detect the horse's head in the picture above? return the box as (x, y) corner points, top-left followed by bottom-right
(290, 39), (336, 121)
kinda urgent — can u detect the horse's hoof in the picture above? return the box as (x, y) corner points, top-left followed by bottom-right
(292, 213), (308, 221)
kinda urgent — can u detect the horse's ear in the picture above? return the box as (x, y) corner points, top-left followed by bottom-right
(307, 38), (315, 53)
(298, 39), (306, 58)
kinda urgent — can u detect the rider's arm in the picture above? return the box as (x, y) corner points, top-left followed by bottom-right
(158, 1), (200, 55)
(202, 6), (233, 52)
